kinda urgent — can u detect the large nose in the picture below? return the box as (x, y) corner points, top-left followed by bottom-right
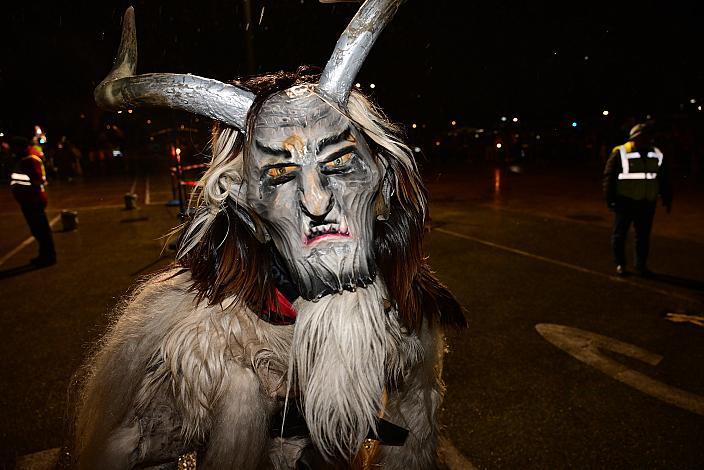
(299, 168), (333, 219)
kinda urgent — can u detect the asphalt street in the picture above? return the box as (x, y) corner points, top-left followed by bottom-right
(1, 162), (703, 468)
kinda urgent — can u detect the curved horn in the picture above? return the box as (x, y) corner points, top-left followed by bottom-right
(317, 0), (404, 105)
(95, 7), (254, 130)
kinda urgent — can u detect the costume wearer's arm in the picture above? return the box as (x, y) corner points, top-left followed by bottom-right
(658, 151), (673, 209)
(602, 149), (621, 207)
(75, 278), (193, 468)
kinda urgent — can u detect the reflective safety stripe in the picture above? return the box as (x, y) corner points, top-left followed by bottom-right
(10, 173), (30, 181)
(648, 149), (664, 167)
(618, 145), (663, 180)
(618, 172), (658, 180)
(618, 146), (629, 175)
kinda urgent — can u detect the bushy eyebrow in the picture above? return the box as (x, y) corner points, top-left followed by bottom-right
(316, 127), (352, 153)
(255, 140), (291, 158)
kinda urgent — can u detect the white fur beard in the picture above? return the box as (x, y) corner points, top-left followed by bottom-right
(288, 280), (390, 460)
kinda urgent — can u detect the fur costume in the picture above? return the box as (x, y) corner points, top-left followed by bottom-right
(74, 1), (465, 468)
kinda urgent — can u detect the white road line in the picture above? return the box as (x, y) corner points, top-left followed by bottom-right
(434, 227), (701, 304)
(439, 437), (477, 469)
(129, 175), (137, 195)
(145, 176), (151, 205)
(0, 214), (61, 266)
(536, 323), (704, 416)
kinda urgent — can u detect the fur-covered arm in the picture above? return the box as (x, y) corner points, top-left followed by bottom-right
(73, 270), (196, 468)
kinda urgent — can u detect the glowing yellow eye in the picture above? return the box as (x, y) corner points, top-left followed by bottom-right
(323, 152), (353, 169)
(267, 166), (296, 178)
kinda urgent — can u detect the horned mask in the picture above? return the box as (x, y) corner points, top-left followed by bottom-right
(95, 0), (410, 302)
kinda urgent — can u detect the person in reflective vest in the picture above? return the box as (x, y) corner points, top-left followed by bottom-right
(603, 122), (672, 276)
(9, 136), (56, 267)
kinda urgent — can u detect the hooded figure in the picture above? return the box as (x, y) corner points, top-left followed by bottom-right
(74, 2), (465, 468)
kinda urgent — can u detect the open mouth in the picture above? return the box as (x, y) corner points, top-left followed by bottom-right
(304, 221), (350, 245)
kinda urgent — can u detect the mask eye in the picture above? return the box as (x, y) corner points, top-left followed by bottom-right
(322, 152), (353, 170)
(266, 165), (297, 178)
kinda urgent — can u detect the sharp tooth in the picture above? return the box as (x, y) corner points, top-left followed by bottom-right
(340, 219), (348, 235)
(323, 224), (331, 233)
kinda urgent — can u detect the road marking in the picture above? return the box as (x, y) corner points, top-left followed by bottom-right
(434, 227), (701, 304)
(129, 175), (138, 195)
(536, 323), (704, 416)
(0, 214), (61, 267)
(145, 176), (151, 205)
(439, 436), (477, 469)
(15, 447), (61, 470)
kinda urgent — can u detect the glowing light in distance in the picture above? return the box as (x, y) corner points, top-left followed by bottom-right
(496, 143), (502, 149)
(451, 120), (457, 126)
(435, 141), (441, 146)
(412, 123), (417, 129)
(571, 121), (578, 128)
(602, 110), (609, 116)
(117, 110), (123, 114)
(176, 148), (181, 156)
(369, 83), (376, 89)
(698, 106), (702, 111)
(146, 119), (152, 124)
(355, 83), (361, 88)
(512, 117), (518, 122)
(0, 132), (4, 137)
(413, 147), (421, 153)
(690, 98), (696, 104)
(127, 109), (133, 114)
(35, 126), (42, 135)
(500, 116), (507, 122)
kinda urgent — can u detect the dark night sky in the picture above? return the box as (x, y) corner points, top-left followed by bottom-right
(1, 0), (702, 137)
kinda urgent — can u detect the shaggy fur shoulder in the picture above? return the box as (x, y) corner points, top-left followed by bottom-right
(74, 268), (293, 468)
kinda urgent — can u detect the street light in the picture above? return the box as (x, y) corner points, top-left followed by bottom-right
(412, 123), (417, 129)
(602, 110), (609, 116)
(512, 117), (518, 123)
(500, 116), (507, 122)
(496, 142), (502, 149)
(451, 120), (457, 126)
(369, 83), (376, 89)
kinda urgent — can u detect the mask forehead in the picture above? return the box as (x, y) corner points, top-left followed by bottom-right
(252, 87), (350, 157)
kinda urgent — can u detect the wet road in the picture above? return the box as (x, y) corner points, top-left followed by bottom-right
(1, 162), (703, 468)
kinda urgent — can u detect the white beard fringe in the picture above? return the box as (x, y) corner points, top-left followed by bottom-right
(288, 280), (414, 461)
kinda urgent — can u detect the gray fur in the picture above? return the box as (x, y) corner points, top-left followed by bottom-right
(75, 269), (446, 468)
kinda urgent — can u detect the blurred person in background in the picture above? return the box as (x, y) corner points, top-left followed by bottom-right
(603, 122), (672, 277)
(9, 136), (56, 267)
